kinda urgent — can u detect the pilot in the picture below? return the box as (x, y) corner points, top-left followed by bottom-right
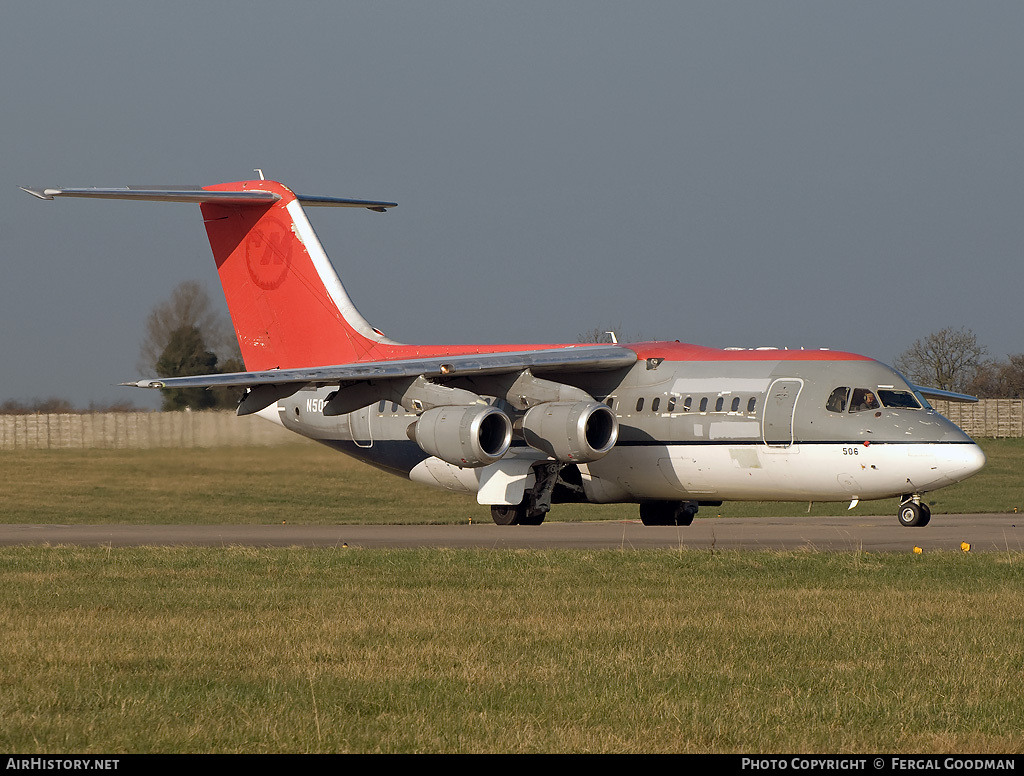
(854, 390), (878, 412)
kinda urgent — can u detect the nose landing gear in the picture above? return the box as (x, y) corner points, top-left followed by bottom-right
(897, 494), (931, 527)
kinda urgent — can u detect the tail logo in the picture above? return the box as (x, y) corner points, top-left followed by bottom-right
(245, 224), (292, 291)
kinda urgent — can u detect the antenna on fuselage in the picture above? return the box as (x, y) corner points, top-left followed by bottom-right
(254, 168), (265, 180)
(605, 331), (618, 344)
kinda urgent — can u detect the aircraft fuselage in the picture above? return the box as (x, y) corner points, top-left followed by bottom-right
(265, 341), (983, 507)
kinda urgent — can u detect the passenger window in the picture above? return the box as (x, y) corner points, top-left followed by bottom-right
(605, 397), (615, 410)
(391, 402), (400, 413)
(747, 397), (756, 413)
(652, 397), (661, 412)
(715, 397), (724, 412)
(731, 397), (740, 413)
(683, 396), (692, 412)
(378, 400), (387, 412)
(826, 387), (850, 413)
(667, 396), (676, 412)
(850, 388), (881, 412)
(699, 397), (708, 412)
(636, 398), (644, 412)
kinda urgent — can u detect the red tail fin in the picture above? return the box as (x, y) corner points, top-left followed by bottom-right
(200, 180), (400, 371)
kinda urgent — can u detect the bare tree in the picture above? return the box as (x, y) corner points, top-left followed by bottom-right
(0, 397), (142, 414)
(138, 281), (239, 374)
(139, 281), (244, 411)
(893, 327), (987, 393)
(967, 354), (1024, 399)
(999, 354), (1024, 398)
(577, 327), (618, 344)
(577, 324), (645, 344)
(0, 397), (76, 414)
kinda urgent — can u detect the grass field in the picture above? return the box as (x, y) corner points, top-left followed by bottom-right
(2, 547), (1022, 753)
(1, 438), (1022, 524)
(2, 439), (1022, 753)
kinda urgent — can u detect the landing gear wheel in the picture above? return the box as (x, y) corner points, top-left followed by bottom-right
(640, 502), (671, 526)
(918, 503), (931, 527)
(678, 504), (698, 527)
(490, 503), (546, 526)
(491, 504), (525, 525)
(898, 502), (930, 527)
(639, 501), (698, 526)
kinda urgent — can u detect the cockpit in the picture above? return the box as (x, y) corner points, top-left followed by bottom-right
(826, 386), (923, 414)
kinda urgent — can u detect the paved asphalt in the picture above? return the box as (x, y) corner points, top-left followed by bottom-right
(1, 514), (1021, 552)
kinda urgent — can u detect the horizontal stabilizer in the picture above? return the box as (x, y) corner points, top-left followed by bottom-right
(20, 186), (280, 205)
(296, 194), (397, 211)
(20, 186), (396, 211)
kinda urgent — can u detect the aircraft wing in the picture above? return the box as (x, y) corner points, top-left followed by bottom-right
(123, 345), (638, 414)
(913, 386), (979, 404)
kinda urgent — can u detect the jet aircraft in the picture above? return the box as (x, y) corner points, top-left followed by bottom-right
(23, 179), (985, 527)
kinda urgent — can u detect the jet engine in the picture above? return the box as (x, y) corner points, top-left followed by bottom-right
(408, 405), (513, 468)
(520, 401), (618, 463)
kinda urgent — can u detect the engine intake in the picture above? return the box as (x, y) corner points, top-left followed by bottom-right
(521, 401), (618, 463)
(409, 405), (512, 468)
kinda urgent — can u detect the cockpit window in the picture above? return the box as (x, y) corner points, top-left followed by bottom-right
(826, 387), (850, 413)
(878, 390), (921, 409)
(850, 388), (881, 412)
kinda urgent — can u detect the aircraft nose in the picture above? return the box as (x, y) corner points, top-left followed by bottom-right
(938, 443), (986, 484)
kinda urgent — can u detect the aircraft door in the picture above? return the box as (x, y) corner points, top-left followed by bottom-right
(351, 405), (373, 448)
(762, 379), (803, 447)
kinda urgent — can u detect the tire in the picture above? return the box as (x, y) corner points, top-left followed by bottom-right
(918, 503), (931, 527)
(491, 503), (545, 525)
(640, 502), (678, 526)
(518, 511), (546, 526)
(898, 503), (926, 527)
(491, 504), (524, 525)
(677, 505), (697, 527)
(639, 502), (665, 526)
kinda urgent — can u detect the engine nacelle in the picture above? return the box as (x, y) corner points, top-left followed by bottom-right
(520, 401), (618, 463)
(409, 405), (512, 468)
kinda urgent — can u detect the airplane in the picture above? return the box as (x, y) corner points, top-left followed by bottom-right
(23, 178), (985, 527)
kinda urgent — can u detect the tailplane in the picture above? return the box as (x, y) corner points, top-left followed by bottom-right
(22, 180), (402, 371)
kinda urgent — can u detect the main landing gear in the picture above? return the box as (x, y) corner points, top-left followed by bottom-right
(639, 500), (699, 526)
(489, 463), (567, 526)
(897, 494), (931, 527)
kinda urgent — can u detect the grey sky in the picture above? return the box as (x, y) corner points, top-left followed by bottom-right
(3, 2), (1022, 409)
